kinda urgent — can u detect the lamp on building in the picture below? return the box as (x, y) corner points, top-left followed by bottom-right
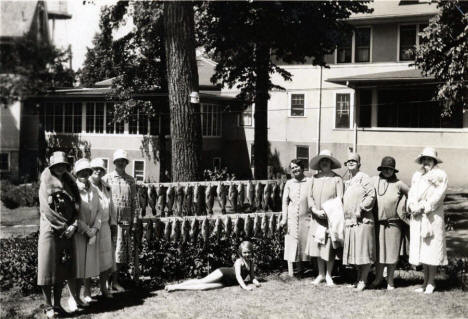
(190, 91), (200, 104)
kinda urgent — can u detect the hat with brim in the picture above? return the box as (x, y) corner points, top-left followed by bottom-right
(310, 149), (341, 170)
(113, 149), (129, 164)
(415, 147), (442, 164)
(377, 156), (399, 173)
(49, 151), (70, 169)
(344, 152), (361, 165)
(74, 158), (92, 175)
(90, 158), (107, 172)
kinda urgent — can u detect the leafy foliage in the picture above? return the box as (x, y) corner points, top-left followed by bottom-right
(414, 0), (468, 116)
(0, 181), (39, 209)
(0, 34), (75, 106)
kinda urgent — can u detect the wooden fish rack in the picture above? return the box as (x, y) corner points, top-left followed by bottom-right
(137, 179), (286, 188)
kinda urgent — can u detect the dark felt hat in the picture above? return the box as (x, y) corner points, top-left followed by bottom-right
(377, 156), (399, 173)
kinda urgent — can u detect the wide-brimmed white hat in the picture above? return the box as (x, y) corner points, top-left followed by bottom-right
(49, 151), (70, 169)
(415, 147), (442, 164)
(309, 149), (341, 170)
(90, 158), (107, 172)
(113, 149), (129, 164)
(74, 158), (92, 175)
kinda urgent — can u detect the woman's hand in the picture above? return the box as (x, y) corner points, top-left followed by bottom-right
(63, 225), (76, 239)
(87, 227), (98, 238)
(355, 207), (362, 218)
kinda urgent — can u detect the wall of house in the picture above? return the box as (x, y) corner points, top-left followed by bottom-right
(0, 101), (21, 178)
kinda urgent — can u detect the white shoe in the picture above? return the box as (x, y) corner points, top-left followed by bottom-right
(325, 276), (335, 286)
(68, 297), (78, 312)
(414, 287), (425, 293)
(83, 295), (93, 303)
(312, 276), (325, 285)
(387, 285), (395, 291)
(424, 284), (435, 294)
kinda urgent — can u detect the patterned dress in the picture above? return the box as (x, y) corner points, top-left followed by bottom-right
(343, 171), (376, 265)
(371, 175), (409, 264)
(305, 173), (344, 261)
(407, 167), (448, 266)
(281, 177), (312, 262)
(102, 171), (137, 264)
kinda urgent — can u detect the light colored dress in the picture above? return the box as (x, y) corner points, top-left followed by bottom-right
(103, 171), (137, 264)
(95, 180), (117, 272)
(407, 167), (448, 266)
(305, 173), (343, 261)
(342, 171), (376, 265)
(282, 177), (312, 262)
(371, 175), (409, 264)
(74, 181), (102, 279)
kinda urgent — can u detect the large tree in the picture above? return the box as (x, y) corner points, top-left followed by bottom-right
(197, 1), (370, 179)
(414, 0), (467, 116)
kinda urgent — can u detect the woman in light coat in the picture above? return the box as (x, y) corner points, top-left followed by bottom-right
(279, 159), (312, 277)
(407, 147), (448, 294)
(90, 158), (116, 298)
(68, 159), (102, 310)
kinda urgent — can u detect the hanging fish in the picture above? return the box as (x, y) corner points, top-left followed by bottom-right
(137, 184), (149, 217)
(262, 183), (271, 211)
(190, 218), (200, 242)
(253, 214), (261, 237)
(261, 214), (269, 238)
(146, 184), (156, 216)
(255, 182), (263, 211)
(279, 179), (286, 199)
(205, 183), (215, 215)
(156, 185), (167, 217)
(166, 185), (175, 216)
(183, 185), (193, 216)
(154, 219), (164, 239)
(201, 218), (210, 242)
(276, 214), (282, 231)
(212, 217), (223, 241)
(175, 183), (184, 217)
(244, 215), (253, 238)
(164, 219), (172, 241)
(193, 184), (204, 216)
(145, 220), (153, 242)
(181, 218), (191, 244)
(271, 182), (280, 212)
(237, 182), (245, 210)
(217, 182), (227, 214)
(234, 216), (243, 237)
(269, 214), (277, 237)
(247, 180), (255, 212)
(171, 218), (181, 242)
(228, 182), (238, 213)
(224, 215), (233, 238)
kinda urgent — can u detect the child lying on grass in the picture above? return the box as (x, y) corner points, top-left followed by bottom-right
(165, 241), (261, 292)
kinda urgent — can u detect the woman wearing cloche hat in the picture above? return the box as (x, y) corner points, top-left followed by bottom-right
(305, 150), (343, 286)
(407, 147), (448, 294)
(370, 156), (409, 290)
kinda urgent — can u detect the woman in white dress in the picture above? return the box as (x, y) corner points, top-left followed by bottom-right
(407, 147), (448, 294)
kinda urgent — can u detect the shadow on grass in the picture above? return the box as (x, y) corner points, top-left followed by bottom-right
(67, 288), (154, 317)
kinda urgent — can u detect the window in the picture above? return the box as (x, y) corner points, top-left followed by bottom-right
(102, 158), (109, 172)
(129, 109), (149, 135)
(337, 34), (352, 63)
(296, 146), (309, 171)
(213, 157), (221, 169)
(201, 103), (222, 137)
(0, 153), (9, 171)
(238, 104), (253, 126)
(73, 103), (82, 133)
(335, 94), (351, 128)
(290, 94), (305, 116)
(106, 103), (115, 134)
(355, 28), (371, 62)
(95, 103), (104, 133)
(133, 160), (145, 182)
(358, 89), (372, 128)
(86, 102), (95, 133)
(399, 24), (427, 61)
(44, 102), (82, 133)
(64, 103), (73, 133)
(54, 103), (63, 133)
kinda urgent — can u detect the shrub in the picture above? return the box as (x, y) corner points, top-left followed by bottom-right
(0, 232), (39, 295)
(0, 181), (39, 209)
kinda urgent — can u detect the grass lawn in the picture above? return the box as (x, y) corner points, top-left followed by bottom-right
(1, 272), (468, 319)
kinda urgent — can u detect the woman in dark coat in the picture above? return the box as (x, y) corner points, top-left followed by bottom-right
(37, 152), (80, 318)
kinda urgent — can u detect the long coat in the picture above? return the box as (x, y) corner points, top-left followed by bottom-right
(407, 167), (448, 266)
(281, 177), (312, 262)
(74, 181), (102, 278)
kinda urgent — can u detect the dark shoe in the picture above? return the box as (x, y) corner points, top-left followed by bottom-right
(53, 306), (68, 317)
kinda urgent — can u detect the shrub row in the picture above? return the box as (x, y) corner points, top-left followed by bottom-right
(0, 181), (39, 209)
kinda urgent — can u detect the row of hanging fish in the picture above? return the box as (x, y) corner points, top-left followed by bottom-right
(136, 180), (287, 217)
(134, 213), (283, 244)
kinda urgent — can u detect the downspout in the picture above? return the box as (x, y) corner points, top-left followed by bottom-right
(317, 66), (323, 155)
(347, 81), (357, 153)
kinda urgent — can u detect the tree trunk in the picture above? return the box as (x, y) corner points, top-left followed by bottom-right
(253, 44), (270, 180)
(163, 2), (202, 182)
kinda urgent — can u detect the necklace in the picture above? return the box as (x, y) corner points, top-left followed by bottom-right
(377, 177), (389, 196)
